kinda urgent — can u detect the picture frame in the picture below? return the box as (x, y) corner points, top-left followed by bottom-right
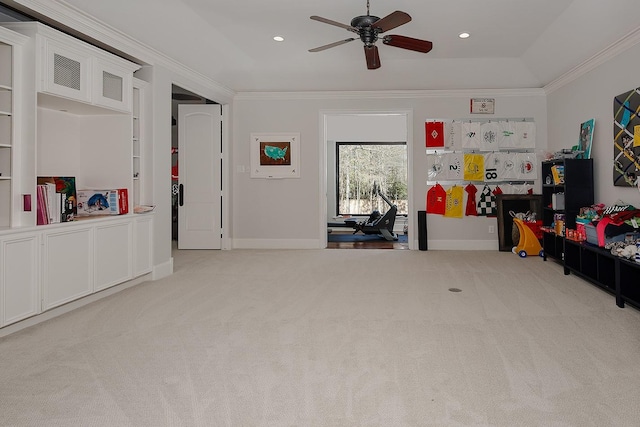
(250, 132), (300, 179)
(578, 118), (595, 159)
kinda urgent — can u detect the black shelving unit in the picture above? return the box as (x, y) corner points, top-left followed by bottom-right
(541, 158), (594, 261)
(564, 239), (640, 309)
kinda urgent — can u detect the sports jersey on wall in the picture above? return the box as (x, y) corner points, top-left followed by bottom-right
(464, 184), (478, 216)
(444, 185), (464, 218)
(426, 184), (446, 214)
(477, 184), (497, 217)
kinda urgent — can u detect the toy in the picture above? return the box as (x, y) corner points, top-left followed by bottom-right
(512, 218), (544, 258)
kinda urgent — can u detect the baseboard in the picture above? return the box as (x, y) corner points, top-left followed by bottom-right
(152, 258), (173, 280)
(416, 239), (499, 250)
(233, 238), (322, 249)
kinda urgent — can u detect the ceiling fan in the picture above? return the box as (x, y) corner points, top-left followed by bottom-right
(309, 0), (433, 70)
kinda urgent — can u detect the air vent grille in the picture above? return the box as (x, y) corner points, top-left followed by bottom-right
(53, 53), (81, 90)
(102, 71), (123, 102)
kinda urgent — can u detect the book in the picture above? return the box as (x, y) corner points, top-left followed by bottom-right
(551, 165), (564, 185)
(36, 177), (77, 224)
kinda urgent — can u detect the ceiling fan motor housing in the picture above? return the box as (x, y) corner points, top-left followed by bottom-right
(351, 15), (380, 46)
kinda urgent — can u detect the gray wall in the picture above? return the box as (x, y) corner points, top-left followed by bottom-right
(232, 91), (547, 249)
(547, 43), (640, 208)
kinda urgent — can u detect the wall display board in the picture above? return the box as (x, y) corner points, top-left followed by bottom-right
(613, 88), (640, 186)
(425, 118), (537, 218)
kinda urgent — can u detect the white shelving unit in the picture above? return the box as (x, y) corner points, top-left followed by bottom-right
(0, 22), (154, 331)
(132, 81), (141, 207)
(0, 28), (28, 229)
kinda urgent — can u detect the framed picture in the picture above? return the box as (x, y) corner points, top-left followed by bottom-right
(578, 118), (595, 159)
(250, 132), (300, 178)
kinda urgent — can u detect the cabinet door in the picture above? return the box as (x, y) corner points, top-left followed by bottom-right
(92, 59), (132, 112)
(1, 232), (39, 326)
(134, 215), (153, 277)
(42, 39), (91, 103)
(94, 220), (133, 292)
(42, 227), (93, 310)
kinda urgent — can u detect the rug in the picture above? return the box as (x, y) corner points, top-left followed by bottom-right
(327, 233), (408, 243)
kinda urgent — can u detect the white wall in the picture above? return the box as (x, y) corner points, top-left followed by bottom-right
(139, 64), (233, 278)
(547, 43), (640, 208)
(233, 90), (547, 249)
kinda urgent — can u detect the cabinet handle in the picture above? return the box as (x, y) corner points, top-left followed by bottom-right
(179, 184), (184, 206)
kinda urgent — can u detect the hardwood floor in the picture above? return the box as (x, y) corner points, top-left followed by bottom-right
(326, 232), (409, 250)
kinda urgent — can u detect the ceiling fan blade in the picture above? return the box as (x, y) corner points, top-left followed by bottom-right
(364, 45), (381, 70)
(371, 11), (411, 33)
(382, 35), (433, 53)
(310, 16), (358, 33)
(309, 38), (356, 53)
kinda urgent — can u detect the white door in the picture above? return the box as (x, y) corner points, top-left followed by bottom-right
(178, 104), (222, 249)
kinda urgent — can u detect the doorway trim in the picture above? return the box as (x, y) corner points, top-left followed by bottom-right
(319, 109), (414, 249)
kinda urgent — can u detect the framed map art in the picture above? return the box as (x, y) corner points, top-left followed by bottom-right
(250, 132), (300, 179)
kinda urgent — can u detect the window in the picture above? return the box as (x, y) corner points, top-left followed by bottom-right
(336, 142), (407, 216)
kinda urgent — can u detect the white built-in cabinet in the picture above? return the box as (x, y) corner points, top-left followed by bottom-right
(1, 215), (153, 327)
(42, 225), (94, 310)
(94, 220), (133, 292)
(40, 32), (133, 113)
(134, 214), (153, 277)
(0, 22), (155, 330)
(0, 231), (39, 326)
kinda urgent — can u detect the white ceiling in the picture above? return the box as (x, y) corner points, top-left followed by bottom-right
(29, 0), (640, 92)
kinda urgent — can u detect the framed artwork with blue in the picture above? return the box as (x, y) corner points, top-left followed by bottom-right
(251, 132), (300, 179)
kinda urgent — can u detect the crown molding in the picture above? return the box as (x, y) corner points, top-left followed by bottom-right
(544, 26), (640, 94)
(0, 23), (29, 44)
(8, 0), (235, 101)
(234, 88), (546, 101)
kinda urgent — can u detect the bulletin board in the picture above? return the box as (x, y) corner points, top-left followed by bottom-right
(613, 88), (640, 186)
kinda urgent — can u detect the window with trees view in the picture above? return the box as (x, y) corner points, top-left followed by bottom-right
(336, 142), (408, 216)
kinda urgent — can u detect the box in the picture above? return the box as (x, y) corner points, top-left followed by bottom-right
(585, 223), (598, 245)
(551, 192), (565, 210)
(76, 189), (128, 216)
(585, 221), (639, 247)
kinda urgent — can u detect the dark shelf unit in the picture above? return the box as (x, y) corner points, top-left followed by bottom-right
(540, 158), (639, 310)
(563, 240), (640, 309)
(541, 158), (594, 262)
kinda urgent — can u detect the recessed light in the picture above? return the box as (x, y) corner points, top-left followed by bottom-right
(273, 36), (284, 42)
(459, 32), (470, 39)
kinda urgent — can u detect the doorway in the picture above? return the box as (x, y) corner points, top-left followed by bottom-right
(321, 111), (414, 250)
(171, 85), (222, 249)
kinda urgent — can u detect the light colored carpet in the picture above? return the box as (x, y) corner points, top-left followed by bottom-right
(1, 249), (640, 426)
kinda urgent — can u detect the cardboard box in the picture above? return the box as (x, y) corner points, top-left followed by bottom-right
(76, 189), (128, 216)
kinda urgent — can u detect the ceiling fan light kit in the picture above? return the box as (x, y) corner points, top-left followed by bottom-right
(309, 0), (432, 69)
